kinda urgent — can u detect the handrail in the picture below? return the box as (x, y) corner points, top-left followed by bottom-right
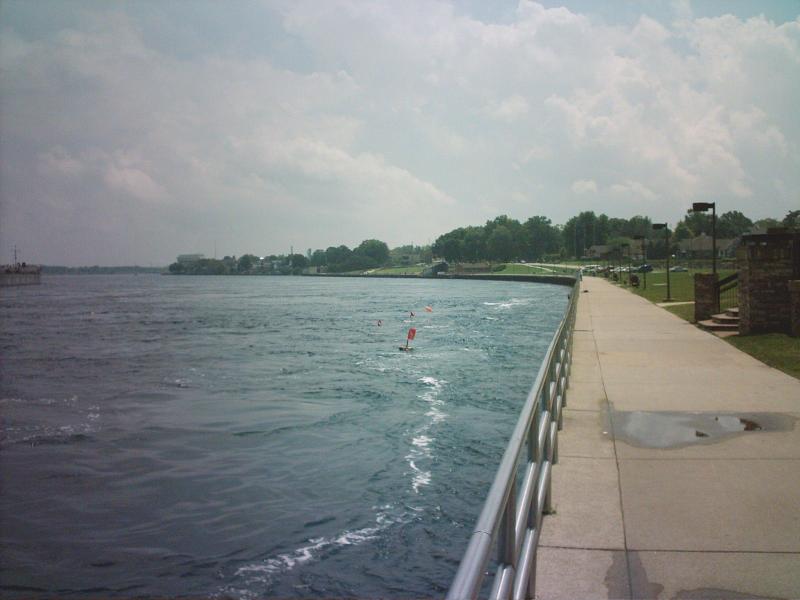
(715, 272), (739, 311)
(447, 276), (580, 600)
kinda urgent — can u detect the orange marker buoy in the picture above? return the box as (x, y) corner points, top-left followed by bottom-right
(424, 306), (433, 312)
(399, 327), (417, 351)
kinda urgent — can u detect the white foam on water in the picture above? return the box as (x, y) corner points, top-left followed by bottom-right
(403, 376), (448, 494)
(483, 297), (530, 310)
(226, 505), (398, 597)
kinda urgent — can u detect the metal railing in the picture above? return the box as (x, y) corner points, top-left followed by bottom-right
(717, 272), (739, 313)
(447, 278), (580, 600)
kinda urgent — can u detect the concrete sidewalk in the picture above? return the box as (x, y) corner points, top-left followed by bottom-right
(535, 276), (800, 599)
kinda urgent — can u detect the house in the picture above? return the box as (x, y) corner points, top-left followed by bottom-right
(677, 234), (736, 259)
(586, 245), (613, 259)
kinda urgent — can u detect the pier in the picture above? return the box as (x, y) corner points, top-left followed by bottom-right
(536, 276), (800, 598)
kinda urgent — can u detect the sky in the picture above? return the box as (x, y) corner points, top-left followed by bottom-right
(1, 1), (799, 266)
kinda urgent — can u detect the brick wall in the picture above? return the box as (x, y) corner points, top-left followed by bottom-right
(739, 233), (800, 335)
(790, 281), (800, 337)
(694, 273), (718, 322)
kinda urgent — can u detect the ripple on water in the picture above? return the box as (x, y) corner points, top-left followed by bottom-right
(0, 275), (568, 598)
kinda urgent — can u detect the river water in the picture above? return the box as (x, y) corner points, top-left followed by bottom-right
(0, 275), (567, 598)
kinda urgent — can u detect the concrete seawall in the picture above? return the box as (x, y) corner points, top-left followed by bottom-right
(307, 272), (578, 287)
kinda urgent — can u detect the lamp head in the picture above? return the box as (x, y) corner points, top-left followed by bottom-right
(652, 223), (667, 230)
(691, 202), (715, 212)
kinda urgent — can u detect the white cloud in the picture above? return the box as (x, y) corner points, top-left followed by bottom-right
(572, 180), (598, 194)
(609, 180), (658, 202)
(1, 2), (799, 264)
(485, 94), (530, 122)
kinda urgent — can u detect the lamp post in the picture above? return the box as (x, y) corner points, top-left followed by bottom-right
(621, 242), (630, 285)
(633, 234), (647, 290)
(691, 202), (716, 277)
(653, 223), (672, 301)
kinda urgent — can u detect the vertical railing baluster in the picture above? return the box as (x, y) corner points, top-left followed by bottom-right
(498, 474), (517, 571)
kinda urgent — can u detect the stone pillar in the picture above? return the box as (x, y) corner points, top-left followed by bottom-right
(790, 280), (800, 337)
(739, 233), (798, 335)
(694, 273), (718, 322)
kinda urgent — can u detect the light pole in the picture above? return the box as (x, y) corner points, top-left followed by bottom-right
(633, 234), (647, 290)
(691, 202), (716, 277)
(653, 223), (672, 301)
(621, 242), (630, 285)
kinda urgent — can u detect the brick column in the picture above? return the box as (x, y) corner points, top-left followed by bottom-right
(790, 280), (800, 337)
(694, 273), (718, 322)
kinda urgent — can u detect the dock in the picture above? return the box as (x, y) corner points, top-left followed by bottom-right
(535, 276), (800, 598)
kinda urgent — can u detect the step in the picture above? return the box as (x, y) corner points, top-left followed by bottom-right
(698, 319), (739, 332)
(726, 307), (739, 317)
(711, 313), (740, 325)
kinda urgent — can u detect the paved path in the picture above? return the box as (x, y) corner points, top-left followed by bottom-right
(535, 276), (800, 599)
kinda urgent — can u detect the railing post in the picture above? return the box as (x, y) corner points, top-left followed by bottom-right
(498, 474), (518, 570)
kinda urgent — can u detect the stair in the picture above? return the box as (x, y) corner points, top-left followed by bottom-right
(698, 307), (739, 337)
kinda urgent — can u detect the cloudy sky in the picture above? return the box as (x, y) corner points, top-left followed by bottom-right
(1, 1), (798, 266)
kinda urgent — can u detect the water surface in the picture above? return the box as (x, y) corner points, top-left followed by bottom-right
(0, 275), (567, 597)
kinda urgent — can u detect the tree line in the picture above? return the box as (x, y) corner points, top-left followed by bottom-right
(433, 210), (798, 263)
(168, 209), (798, 274)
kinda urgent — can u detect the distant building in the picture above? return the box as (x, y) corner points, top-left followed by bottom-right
(177, 253), (204, 264)
(677, 234), (736, 259)
(586, 245), (613, 259)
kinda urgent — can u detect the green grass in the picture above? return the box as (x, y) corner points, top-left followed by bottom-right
(495, 263), (579, 275)
(369, 265), (425, 275)
(726, 334), (800, 380)
(664, 303), (695, 322)
(617, 269), (736, 303)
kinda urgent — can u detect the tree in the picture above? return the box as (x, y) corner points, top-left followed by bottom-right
(487, 225), (514, 261)
(625, 215), (653, 239)
(325, 245), (352, 266)
(523, 216), (560, 260)
(717, 211), (753, 238)
(673, 222), (693, 241)
(355, 239), (390, 265)
(419, 245), (433, 263)
(485, 215), (523, 258)
(460, 227), (485, 262)
(754, 218), (781, 231)
(783, 210), (800, 229)
(288, 253), (308, 270)
(681, 211), (713, 236)
(310, 249), (327, 266)
(237, 254), (259, 273)
(433, 229), (465, 262)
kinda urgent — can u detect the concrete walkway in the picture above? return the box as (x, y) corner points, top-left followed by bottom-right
(535, 276), (800, 599)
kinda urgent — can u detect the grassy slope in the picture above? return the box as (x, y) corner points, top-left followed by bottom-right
(727, 334), (800, 379)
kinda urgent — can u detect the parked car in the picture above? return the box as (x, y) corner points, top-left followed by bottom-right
(669, 266), (688, 272)
(636, 264), (653, 272)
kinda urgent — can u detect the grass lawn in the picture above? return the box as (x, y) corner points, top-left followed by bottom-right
(663, 303), (695, 322)
(727, 334), (800, 379)
(496, 263), (579, 275)
(369, 265), (425, 275)
(621, 269), (736, 304)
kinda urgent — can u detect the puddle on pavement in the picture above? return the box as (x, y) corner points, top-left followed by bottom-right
(609, 409), (797, 449)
